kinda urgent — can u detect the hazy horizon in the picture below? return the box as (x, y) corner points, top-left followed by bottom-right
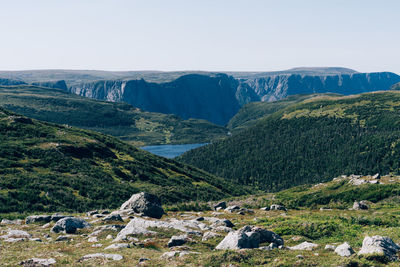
(1, 0), (399, 73)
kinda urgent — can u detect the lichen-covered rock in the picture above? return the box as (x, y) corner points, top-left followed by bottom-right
(335, 242), (354, 257)
(26, 215), (51, 224)
(358, 235), (400, 261)
(168, 234), (188, 247)
(120, 192), (164, 219)
(20, 258), (56, 266)
(289, 241), (318, 251)
(51, 217), (90, 234)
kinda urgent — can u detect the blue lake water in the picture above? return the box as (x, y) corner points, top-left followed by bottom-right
(141, 143), (208, 158)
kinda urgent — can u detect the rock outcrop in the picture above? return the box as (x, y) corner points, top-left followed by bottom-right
(335, 242), (354, 257)
(358, 235), (400, 261)
(120, 192), (164, 219)
(51, 217), (91, 234)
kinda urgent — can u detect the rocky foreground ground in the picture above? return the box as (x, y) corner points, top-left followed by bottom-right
(2, 176), (400, 266)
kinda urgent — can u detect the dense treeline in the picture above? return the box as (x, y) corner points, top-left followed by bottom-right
(179, 91), (400, 192)
(0, 108), (250, 213)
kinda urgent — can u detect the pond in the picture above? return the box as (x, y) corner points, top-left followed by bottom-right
(140, 143), (208, 158)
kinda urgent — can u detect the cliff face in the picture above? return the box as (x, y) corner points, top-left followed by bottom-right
(69, 74), (241, 125)
(68, 72), (400, 125)
(242, 72), (400, 102)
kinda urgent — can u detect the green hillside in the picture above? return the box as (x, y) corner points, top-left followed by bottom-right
(179, 91), (400, 192)
(0, 108), (250, 213)
(227, 93), (341, 132)
(0, 84), (227, 146)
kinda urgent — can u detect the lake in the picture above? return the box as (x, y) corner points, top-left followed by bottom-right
(140, 143), (208, 158)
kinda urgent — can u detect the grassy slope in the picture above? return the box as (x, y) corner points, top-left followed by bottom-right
(179, 91), (400, 192)
(0, 85), (227, 146)
(0, 107), (250, 213)
(227, 93), (341, 132)
(2, 175), (400, 266)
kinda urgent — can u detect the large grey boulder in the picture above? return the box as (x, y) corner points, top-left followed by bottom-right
(353, 201), (369, 210)
(167, 234), (188, 247)
(215, 226), (283, 250)
(51, 217), (91, 234)
(335, 242), (354, 257)
(358, 235), (400, 261)
(120, 192), (164, 219)
(26, 215), (51, 224)
(213, 202), (226, 211)
(0, 229), (31, 239)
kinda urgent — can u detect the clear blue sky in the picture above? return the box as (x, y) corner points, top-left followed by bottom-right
(1, 0), (399, 73)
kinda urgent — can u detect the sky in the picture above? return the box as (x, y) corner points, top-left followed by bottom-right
(1, 0), (399, 73)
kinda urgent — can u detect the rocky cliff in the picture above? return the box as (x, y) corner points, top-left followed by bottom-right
(242, 72), (400, 102)
(69, 74), (241, 125)
(67, 71), (400, 125)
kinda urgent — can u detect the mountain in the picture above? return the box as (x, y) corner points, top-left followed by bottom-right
(178, 91), (400, 192)
(2, 69), (399, 125)
(0, 84), (227, 146)
(0, 107), (250, 213)
(68, 73), (241, 125)
(240, 72), (400, 102)
(392, 82), (400, 90)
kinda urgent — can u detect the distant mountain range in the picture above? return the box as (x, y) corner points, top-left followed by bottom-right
(1, 68), (399, 125)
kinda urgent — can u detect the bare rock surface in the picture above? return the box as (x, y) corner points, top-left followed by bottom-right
(335, 242), (354, 257)
(51, 217), (90, 234)
(289, 241), (318, 251)
(20, 258), (56, 266)
(358, 235), (400, 261)
(120, 192), (165, 219)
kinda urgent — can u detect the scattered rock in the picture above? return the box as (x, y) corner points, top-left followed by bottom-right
(87, 210), (99, 216)
(88, 236), (98, 243)
(161, 251), (179, 259)
(0, 229), (31, 239)
(168, 234), (188, 247)
(296, 255), (304, 259)
(79, 253), (123, 261)
(373, 173), (381, 180)
(289, 241), (318, 251)
(215, 226), (283, 250)
(29, 238), (42, 242)
(42, 223), (51, 229)
(1, 219), (23, 225)
(202, 231), (221, 241)
(335, 242), (354, 257)
(324, 244), (336, 251)
(104, 243), (130, 250)
(205, 217), (234, 228)
(225, 205), (240, 213)
(214, 201), (227, 211)
(120, 192), (165, 219)
(20, 258), (56, 266)
(50, 214), (68, 222)
(92, 243), (103, 248)
(102, 214), (123, 222)
(195, 217), (204, 221)
(51, 217), (91, 234)
(353, 200), (369, 210)
(26, 215), (51, 224)
(358, 235), (400, 261)
(139, 258), (150, 264)
(270, 204), (287, 211)
(55, 235), (72, 242)
(260, 207), (270, 211)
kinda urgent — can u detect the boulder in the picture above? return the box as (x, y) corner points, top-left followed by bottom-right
(55, 235), (72, 242)
(225, 205), (240, 213)
(120, 192), (164, 219)
(324, 244), (336, 251)
(215, 226), (282, 250)
(20, 258), (56, 266)
(358, 235), (400, 261)
(50, 214), (68, 222)
(270, 204), (287, 211)
(372, 173), (381, 179)
(0, 229), (31, 239)
(335, 242), (354, 257)
(202, 231), (221, 241)
(25, 215), (51, 224)
(213, 201), (226, 211)
(168, 234), (188, 247)
(353, 201), (369, 210)
(260, 207), (270, 211)
(1, 219), (23, 225)
(289, 241), (318, 251)
(51, 217), (91, 234)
